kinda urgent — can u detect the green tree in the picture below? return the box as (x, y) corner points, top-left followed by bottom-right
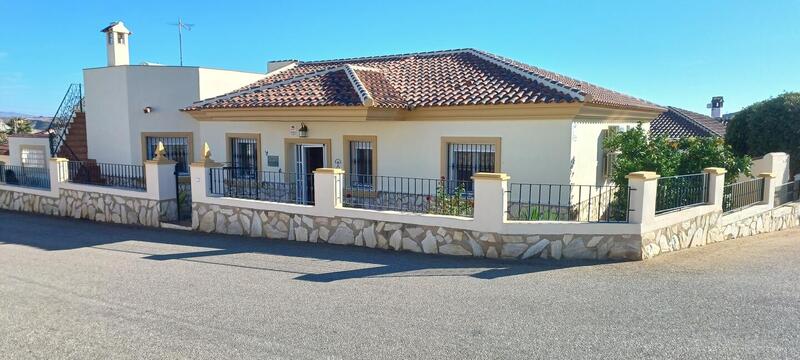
(3, 117), (34, 135)
(604, 123), (750, 186)
(725, 92), (800, 175)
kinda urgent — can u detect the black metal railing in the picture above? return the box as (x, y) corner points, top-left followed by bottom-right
(655, 173), (709, 214)
(342, 174), (474, 217)
(47, 83), (83, 158)
(0, 165), (50, 189)
(774, 180), (799, 206)
(507, 183), (630, 222)
(722, 177), (765, 213)
(209, 167), (315, 205)
(66, 161), (146, 191)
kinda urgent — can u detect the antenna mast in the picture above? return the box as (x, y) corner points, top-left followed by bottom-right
(171, 18), (194, 66)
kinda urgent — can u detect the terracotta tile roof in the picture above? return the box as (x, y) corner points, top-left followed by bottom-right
(185, 49), (664, 112)
(0, 143), (8, 156)
(650, 106), (727, 138)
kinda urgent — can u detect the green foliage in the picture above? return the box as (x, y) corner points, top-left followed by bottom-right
(725, 92), (800, 175)
(3, 117), (33, 135)
(427, 181), (474, 216)
(520, 206), (560, 221)
(604, 123), (751, 186)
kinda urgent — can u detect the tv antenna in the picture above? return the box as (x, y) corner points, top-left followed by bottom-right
(170, 18), (194, 66)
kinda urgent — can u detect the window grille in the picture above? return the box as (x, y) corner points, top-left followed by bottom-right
(145, 136), (189, 173)
(230, 137), (258, 178)
(21, 147), (46, 168)
(349, 140), (373, 188)
(447, 143), (495, 192)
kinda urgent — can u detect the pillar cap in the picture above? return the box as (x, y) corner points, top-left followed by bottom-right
(703, 167), (727, 175)
(625, 171), (660, 180)
(471, 172), (510, 181)
(314, 168), (344, 174)
(49, 157), (69, 163)
(758, 172), (776, 179)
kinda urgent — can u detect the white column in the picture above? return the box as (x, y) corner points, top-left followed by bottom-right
(472, 172), (509, 232)
(313, 168), (343, 213)
(704, 167), (727, 211)
(48, 157), (69, 184)
(144, 159), (178, 200)
(759, 172), (777, 207)
(190, 161), (222, 203)
(626, 171), (660, 224)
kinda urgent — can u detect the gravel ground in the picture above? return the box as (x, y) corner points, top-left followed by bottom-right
(1, 210), (799, 359)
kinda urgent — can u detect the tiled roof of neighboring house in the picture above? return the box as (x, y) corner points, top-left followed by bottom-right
(185, 49), (664, 112)
(650, 106), (727, 138)
(0, 143), (8, 156)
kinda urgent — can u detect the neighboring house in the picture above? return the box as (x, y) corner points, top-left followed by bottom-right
(650, 106), (727, 139)
(59, 22), (666, 194)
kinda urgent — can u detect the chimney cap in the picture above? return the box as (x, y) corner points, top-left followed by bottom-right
(100, 21), (131, 35)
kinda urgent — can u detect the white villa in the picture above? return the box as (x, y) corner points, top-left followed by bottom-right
(73, 22), (663, 192)
(2, 21), (797, 262)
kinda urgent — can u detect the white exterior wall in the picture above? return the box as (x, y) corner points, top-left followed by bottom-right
(569, 120), (647, 186)
(197, 118), (574, 185)
(84, 66), (131, 164)
(83, 66), (264, 165)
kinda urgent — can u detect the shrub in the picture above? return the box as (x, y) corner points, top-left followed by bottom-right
(604, 123), (751, 186)
(725, 92), (800, 175)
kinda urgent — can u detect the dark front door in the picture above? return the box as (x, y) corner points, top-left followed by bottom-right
(303, 146), (324, 203)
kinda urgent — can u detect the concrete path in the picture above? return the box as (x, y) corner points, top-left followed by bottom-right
(1, 210), (799, 359)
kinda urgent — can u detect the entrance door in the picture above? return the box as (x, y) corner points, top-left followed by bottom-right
(294, 144), (326, 204)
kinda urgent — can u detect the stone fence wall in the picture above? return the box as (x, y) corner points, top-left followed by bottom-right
(0, 187), (174, 228)
(192, 202), (642, 260)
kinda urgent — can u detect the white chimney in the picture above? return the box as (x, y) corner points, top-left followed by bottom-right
(707, 96), (724, 119)
(101, 21), (131, 66)
(267, 60), (298, 74)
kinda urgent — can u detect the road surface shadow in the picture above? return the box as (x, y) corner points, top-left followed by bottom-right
(0, 210), (620, 282)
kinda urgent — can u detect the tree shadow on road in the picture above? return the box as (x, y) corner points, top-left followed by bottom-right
(0, 210), (621, 282)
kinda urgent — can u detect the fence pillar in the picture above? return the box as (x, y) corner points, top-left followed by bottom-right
(313, 168), (343, 213)
(144, 158), (177, 200)
(48, 157), (69, 185)
(759, 172), (777, 207)
(190, 142), (222, 203)
(472, 172), (509, 232)
(626, 171), (659, 224)
(704, 167), (727, 211)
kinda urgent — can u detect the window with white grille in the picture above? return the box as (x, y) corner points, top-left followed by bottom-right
(21, 147), (45, 168)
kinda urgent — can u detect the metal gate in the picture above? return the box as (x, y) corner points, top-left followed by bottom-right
(175, 164), (192, 222)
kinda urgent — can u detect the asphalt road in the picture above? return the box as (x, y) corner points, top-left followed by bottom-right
(1, 210), (799, 359)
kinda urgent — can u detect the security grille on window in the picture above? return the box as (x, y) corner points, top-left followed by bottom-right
(447, 143), (495, 191)
(145, 136), (189, 173)
(21, 147), (46, 168)
(349, 141), (373, 188)
(230, 137), (258, 178)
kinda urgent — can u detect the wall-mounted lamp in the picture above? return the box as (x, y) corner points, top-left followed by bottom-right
(298, 122), (308, 138)
(143, 106), (153, 114)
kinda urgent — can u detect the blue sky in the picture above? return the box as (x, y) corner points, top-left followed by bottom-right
(0, 0), (798, 116)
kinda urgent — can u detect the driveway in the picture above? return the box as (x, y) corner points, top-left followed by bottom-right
(1, 210), (799, 359)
